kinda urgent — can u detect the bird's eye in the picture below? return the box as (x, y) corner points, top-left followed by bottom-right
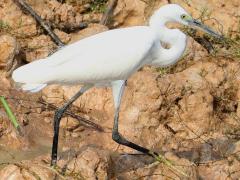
(181, 14), (187, 19)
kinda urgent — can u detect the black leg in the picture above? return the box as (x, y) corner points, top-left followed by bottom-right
(111, 80), (159, 158)
(51, 85), (92, 166)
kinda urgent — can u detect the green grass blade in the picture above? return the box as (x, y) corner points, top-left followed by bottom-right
(150, 152), (189, 178)
(0, 96), (22, 135)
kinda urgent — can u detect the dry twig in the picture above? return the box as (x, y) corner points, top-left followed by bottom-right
(37, 98), (104, 132)
(100, 0), (118, 26)
(15, 0), (65, 47)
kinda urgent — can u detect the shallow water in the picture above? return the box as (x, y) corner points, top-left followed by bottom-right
(0, 144), (50, 164)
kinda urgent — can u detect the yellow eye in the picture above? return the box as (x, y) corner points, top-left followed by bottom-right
(181, 14), (187, 19)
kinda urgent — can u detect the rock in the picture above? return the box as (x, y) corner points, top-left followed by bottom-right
(66, 147), (110, 180)
(113, 0), (147, 27)
(175, 89), (213, 139)
(70, 23), (108, 43)
(32, 0), (101, 32)
(0, 165), (28, 180)
(54, 29), (71, 44)
(60, 117), (79, 129)
(0, 164), (55, 180)
(0, 35), (19, 69)
(42, 84), (64, 104)
(44, 117), (51, 124)
(0, 1), (37, 38)
(198, 158), (240, 179)
(26, 164), (55, 179)
(23, 28), (70, 63)
(25, 35), (55, 62)
(117, 152), (197, 179)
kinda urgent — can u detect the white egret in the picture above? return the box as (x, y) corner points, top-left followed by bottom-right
(12, 4), (221, 166)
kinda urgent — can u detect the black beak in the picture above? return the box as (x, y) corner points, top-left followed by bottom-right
(189, 19), (223, 39)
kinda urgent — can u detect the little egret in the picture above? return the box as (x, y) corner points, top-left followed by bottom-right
(12, 4), (221, 166)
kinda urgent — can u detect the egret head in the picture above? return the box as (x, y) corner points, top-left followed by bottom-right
(160, 4), (191, 26)
(174, 5), (222, 38)
(151, 4), (222, 38)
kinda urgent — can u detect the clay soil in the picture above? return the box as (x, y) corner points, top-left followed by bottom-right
(0, 0), (240, 179)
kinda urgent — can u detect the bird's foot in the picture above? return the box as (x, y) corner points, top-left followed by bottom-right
(149, 151), (189, 177)
(50, 159), (57, 167)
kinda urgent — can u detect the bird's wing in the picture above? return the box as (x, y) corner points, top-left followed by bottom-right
(13, 26), (155, 85)
(49, 26), (156, 84)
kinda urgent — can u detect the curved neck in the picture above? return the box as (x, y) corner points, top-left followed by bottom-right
(149, 12), (187, 67)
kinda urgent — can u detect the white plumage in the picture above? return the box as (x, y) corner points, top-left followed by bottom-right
(12, 4), (220, 92)
(12, 27), (156, 90)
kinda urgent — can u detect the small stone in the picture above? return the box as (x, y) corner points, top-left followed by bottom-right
(0, 35), (19, 68)
(71, 132), (80, 138)
(44, 117), (51, 123)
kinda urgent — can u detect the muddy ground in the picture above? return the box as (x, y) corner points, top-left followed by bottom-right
(0, 0), (240, 179)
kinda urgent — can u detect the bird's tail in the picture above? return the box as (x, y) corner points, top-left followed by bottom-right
(12, 58), (52, 92)
(21, 83), (47, 93)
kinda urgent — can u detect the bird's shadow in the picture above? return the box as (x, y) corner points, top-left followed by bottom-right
(175, 137), (237, 165)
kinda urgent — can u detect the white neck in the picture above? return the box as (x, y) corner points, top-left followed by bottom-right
(149, 11), (187, 67)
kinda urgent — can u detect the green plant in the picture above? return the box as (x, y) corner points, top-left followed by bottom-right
(89, 0), (108, 13)
(0, 20), (10, 31)
(157, 67), (171, 76)
(0, 96), (23, 136)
